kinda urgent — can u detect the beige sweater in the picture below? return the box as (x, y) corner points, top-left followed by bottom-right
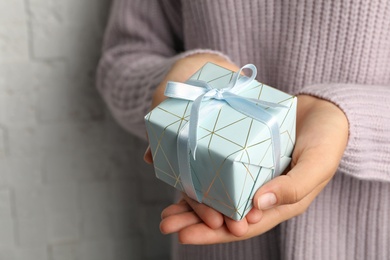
(97, 0), (390, 259)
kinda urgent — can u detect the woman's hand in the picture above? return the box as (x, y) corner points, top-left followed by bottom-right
(159, 94), (349, 245)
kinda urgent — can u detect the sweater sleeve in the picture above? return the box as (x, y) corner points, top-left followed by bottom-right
(97, 0), (230, 139)
(96, 0), (183, 140)
(298, 83), (390, 182)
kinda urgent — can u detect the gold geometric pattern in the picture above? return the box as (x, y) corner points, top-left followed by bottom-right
(144, 63), (297, 220)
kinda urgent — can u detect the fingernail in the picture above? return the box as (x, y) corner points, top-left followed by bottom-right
(144, 146), (150, 157)
(143, 146), (153, 164)
(257, 193), (277, 210)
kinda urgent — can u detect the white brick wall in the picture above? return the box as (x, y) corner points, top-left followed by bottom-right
(0, 1), (173, 259)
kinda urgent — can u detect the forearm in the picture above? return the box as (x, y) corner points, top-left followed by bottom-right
(298, 83), (390, 181)
(97, 52), (177, 139)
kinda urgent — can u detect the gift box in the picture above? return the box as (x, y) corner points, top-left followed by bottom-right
(145, 63), (297, 220)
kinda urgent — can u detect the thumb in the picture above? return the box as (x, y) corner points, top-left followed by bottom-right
(253, 174), (301, 210)
(253, 159), (332, 210)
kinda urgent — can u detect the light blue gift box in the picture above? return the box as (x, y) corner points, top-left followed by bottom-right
(145, 63), (297, 220)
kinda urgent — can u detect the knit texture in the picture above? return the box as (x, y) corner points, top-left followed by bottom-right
(97, 0), (390, 259)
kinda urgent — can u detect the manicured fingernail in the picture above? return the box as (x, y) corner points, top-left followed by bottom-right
(144, 146), (153, 164)
(257, 193), (277, 210)
(144, 146), (150, 158)
(144, 146), (150, 156)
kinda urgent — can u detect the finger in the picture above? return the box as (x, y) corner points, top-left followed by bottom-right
(161, 199), (192, 219)
(254, 151), (334, 210)
(224, 216), (248, 237)
(178, 222), (232, 244)
(176, 211), (269, 244)
(179, 181), (328, 245)
(274, 175), (330, 219)
(245, 207), (263, 224)
(183, 195), (224, 229)
(160, 211), (201, 234)
(178, 220), (262, 245)
(143, 146), (153, 164)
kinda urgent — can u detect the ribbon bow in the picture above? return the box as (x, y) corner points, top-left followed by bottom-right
(164, 64), (286, 202)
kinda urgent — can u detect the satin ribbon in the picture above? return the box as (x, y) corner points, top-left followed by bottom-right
(164, 64), (287, 202)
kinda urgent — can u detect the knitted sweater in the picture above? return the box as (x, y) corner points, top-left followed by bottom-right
(97, 1), (390, 259)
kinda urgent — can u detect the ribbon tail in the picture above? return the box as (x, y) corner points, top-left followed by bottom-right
(188, 93), (207, 160)
(177, 122), (202, 202)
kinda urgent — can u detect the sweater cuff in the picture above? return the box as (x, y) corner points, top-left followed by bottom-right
(297, 83), (390, 182)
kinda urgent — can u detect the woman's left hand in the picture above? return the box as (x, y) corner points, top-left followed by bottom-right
(159, 94), (349, 245)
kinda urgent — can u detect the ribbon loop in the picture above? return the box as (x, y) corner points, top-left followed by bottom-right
(165, 64), (286, 202)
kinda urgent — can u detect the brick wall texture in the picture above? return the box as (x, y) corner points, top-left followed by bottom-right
(0, 1), (173, 259)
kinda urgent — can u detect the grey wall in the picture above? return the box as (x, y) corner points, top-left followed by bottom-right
(0, 1), (172, 259)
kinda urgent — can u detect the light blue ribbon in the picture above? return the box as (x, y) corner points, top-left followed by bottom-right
(164, 64), (287, 202)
